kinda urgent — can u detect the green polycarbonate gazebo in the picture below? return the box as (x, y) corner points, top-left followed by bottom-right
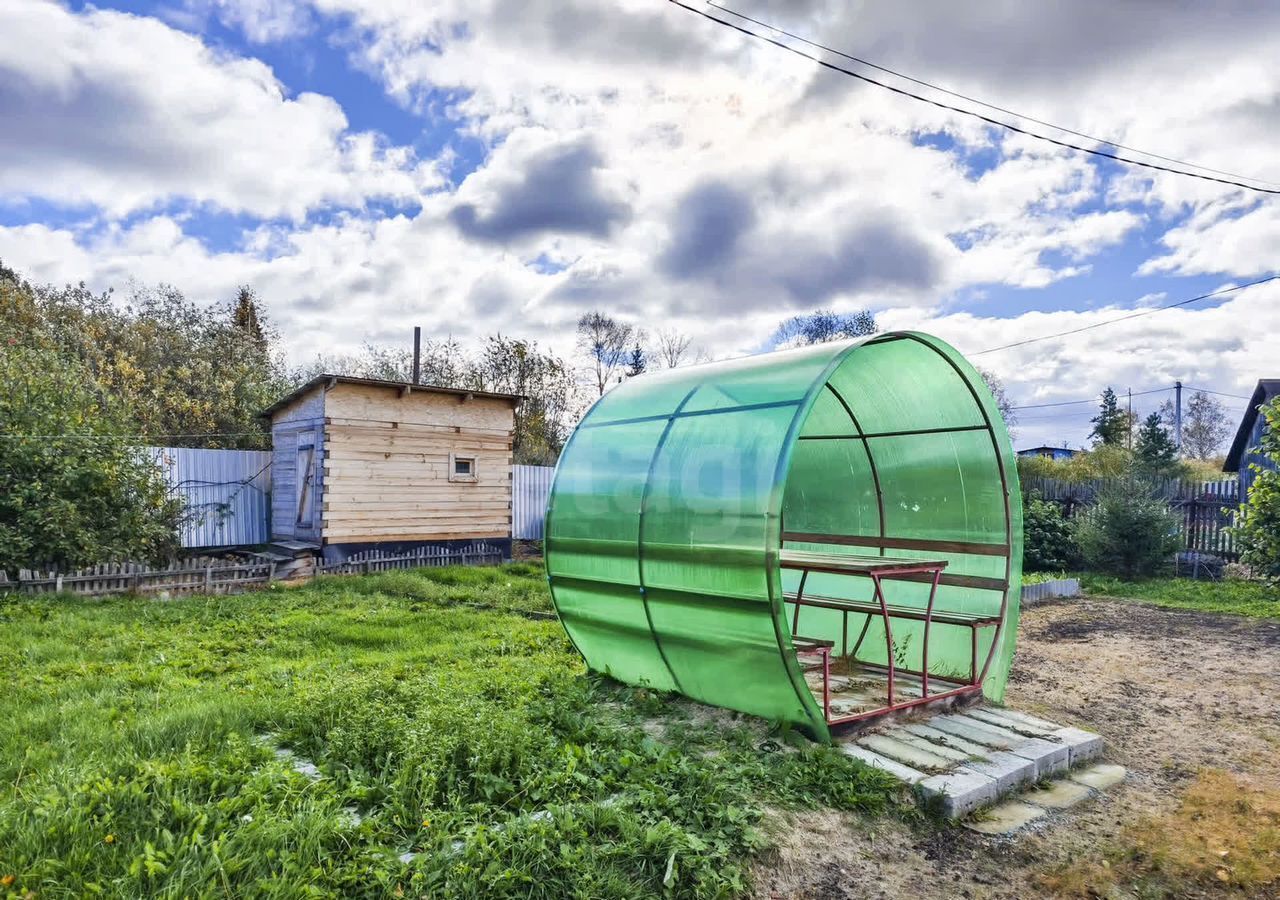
(545, 332), (1022, 742)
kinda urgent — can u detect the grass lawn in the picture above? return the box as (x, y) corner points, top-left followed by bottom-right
(1081, 573), (1280, 619)
(0, 564), (901, 899)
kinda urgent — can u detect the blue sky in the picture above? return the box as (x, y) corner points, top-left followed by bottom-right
(2, 0), (1278, 450)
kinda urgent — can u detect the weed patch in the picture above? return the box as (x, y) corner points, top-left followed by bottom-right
(0, 565), (899, 898)
(1036, 769), (1280, 897)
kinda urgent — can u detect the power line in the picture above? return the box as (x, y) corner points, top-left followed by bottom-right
(668, 0), (1280, 194)
(1011, 386), (1168, 411)
(706, 1), (1280, 188)
(1181, 386), (1254, 401)
(972, 274), (1280, 355)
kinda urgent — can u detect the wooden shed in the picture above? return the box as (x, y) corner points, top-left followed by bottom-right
(261, 375), (520, 561)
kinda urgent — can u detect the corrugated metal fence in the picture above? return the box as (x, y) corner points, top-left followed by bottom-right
(512, 464), (555, 540)
(148, 446), (272, 548)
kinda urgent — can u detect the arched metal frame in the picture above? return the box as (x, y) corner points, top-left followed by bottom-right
(545, 332), (1022, 742)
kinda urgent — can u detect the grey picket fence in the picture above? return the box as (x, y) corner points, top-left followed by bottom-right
(316, 543), (505, 576)
(3, 557), (277, 598)
(1024, 476), (1242, 561)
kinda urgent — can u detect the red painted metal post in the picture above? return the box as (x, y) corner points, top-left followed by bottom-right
(970, 625), (978, 685)
(873, 573), (895, 707)
(920, 568), (941, 698)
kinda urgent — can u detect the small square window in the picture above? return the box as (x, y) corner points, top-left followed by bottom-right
(449, 453), (478, 483)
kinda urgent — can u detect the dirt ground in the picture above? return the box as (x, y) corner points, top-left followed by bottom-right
(752, 596), (1280, 899)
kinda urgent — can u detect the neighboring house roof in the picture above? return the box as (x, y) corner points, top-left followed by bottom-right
(1016, 445), (1078, 455)
(260, 374), (522, 420)
(1223, 379), (1280, 471)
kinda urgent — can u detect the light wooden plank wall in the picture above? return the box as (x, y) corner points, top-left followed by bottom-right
(319, 383), (516, 543)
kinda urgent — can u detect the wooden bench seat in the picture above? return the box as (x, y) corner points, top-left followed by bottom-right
(782, 591), (1002, 626)
(779, 549), (947, 576)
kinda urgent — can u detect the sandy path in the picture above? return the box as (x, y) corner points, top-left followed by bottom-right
(752, 596), (1280, 899)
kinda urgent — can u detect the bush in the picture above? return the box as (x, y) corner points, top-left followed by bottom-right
(0, 343), (183, 573)
(1023, 495), (1077, 572)
(1233, 398), (1280, 583)
(1074, 480), (1182, 578)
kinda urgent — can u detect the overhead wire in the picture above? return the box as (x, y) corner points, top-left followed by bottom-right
(705, 1), (1280, 188)
(667, 0), (1280, 194)
(972, 274), (1280, 355)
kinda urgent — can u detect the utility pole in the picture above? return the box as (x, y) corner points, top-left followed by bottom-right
(1174, 381), (1183, 454)
(412, 326), (421, 385)
(1127, 388), (1133, 450)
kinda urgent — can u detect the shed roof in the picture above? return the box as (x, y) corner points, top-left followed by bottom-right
(1223, 379), (1280, 471)
(260, 374), (522, 420)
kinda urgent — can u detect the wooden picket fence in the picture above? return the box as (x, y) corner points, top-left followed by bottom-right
(1024, 476), (1242, 561)
(316, 543), (505, 576)
(2, 557), (277, 598)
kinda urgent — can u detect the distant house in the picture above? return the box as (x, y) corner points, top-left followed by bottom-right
(261, 375), (521, 562)
(1016, 445), (1079, 461)
(1223, 379), (1280, 498)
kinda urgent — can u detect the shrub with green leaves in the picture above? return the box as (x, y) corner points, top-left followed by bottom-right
(1023, 495), (1077, 572)
(1233, 398), (1280, 583)
(1074, 479), (1182, 578)
(0, 343), (183, 573)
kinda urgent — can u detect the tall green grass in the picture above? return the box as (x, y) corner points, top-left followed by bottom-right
(0, 564), (900, 898)
(1081, 574), (1280, 619)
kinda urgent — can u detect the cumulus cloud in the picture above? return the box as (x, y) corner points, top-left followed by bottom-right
(660, 180), (757, 279)
(449, 136), (630, 244)
(0, 0), (435, 219)
(4, 0), (1280, 453)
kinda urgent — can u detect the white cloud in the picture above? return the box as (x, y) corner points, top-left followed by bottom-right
(0, 0), (437, 219)
(3, 0), (1280, 455)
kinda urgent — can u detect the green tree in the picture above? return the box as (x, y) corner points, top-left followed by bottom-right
(2, 271), (287, 449)
(470, 335), (580, 466)
(1182, 390), (1232, 460)
(576, 311), (635, 396)
(1023, 495), (1077, 572)
(977, 367), (1017, 438)
(1134, 412), (1179, 475)
(1074, 479), (1182, 577)
(625, 344), (647, 377)
(232, 285), (267, 352)
(1232, 397), (1280, 582)
(1090, 388), (1128, 447)
(0, 343), (183, 573)
(771, 308), (877, 347)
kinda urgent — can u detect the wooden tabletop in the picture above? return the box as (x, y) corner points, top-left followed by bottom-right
(779, 549), (948, 575)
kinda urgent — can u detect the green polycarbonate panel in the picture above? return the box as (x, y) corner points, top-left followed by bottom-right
(546, 331), (1022, 741)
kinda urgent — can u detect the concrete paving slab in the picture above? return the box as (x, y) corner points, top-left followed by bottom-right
(928, 715), (1020, 749)
(917, 767), (999, 818)
(967, 707), (1058, 738)
(840, 743), (927, 784)
(888, 730), (974, 764)
(1053, 726), (1105, 765)
(1024, 779), (1092, 809)
(901, 723), (992, 757)
(858, 734), (955, 771)
(1069, 763), (1127, 790)
(949, 713), (1036, 745)
(1007, 736), (1071, 779)
(964, 800), (1047, 835)
(960, 750), (1036, 794)
(978, 707), (1063, 732)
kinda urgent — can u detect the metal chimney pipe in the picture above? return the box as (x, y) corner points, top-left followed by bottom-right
(412, 326), (421, 385)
